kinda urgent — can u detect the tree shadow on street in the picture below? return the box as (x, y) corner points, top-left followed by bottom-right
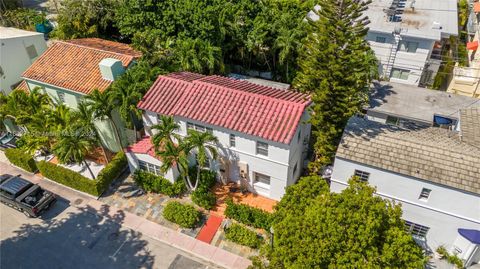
(0, 204), (154, 269)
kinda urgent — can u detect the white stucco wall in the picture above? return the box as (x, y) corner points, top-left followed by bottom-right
(0, 32), (47, 95)
(367, 31), (434, 86)
(125, 151), (178, 183)
(142, 110), (310, 200)
(331, 157), (480, 256)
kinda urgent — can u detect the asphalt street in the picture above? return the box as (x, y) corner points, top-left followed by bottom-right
(0, 198), (219, 269)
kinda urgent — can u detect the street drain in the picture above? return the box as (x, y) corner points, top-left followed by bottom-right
(74, 198), (83, 205)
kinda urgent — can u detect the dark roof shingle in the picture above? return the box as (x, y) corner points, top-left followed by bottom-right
(336, 116), (480, 194)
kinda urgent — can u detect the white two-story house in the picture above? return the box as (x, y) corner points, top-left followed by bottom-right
(125, 72), (312, 200)
(331, 115), (480, 267)
(365, 0), (458, 86)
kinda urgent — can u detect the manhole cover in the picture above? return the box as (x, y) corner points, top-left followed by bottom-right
(74, 198), (83, 205)
(108, 232), (119, 241)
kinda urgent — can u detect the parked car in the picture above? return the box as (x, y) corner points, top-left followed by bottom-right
(0, 174), (15, 184)
(0, 175), (56, 217)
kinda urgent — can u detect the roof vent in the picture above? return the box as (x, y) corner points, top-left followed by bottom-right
(99, 58), (124, 81)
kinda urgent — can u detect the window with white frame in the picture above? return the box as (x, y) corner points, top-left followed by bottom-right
(354, 169), (370, 181)
(391, 68), (409, 80)
(376, 36), (386, 43)
(138, 160), (162, 176)
(187, 122), (211, 133)
(418, 188), (431, 201)
(399, 41), (419, 53)
(57, 92), (66, 104)
(254, 172), (271, 186)
(229, 134), (236, 147)
(256, 141), (268, 156)
(404, 220), (429, 238)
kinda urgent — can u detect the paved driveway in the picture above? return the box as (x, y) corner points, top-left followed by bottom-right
(0, 198), (219, 269)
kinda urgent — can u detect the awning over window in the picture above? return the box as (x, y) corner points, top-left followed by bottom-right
(474, 2), (480, 13)
(458, 229), (480, 244)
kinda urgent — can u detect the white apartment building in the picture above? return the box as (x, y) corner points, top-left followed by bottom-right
(125, 72), (311, 200)
(331, 115), (480, 267)
(0, 27), (47, 95)
(365, 0), (458, 86)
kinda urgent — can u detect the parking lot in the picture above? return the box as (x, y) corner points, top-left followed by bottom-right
(0, 198), (219, 269)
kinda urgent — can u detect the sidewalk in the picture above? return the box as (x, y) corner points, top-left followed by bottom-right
(0, 161), (252, 269)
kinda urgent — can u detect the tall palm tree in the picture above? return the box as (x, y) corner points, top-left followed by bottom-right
(85, 89), (122, 151)
(72, 101), (110, 163)
(110, 73), (143, 141)
(157, 140), (194, 190)
(151, 115), (180, 154)
(53, 128), (96, 179)
(174, 38), (223, 74)
(274, 27), (301, 81)
(184, 130), (218, 190)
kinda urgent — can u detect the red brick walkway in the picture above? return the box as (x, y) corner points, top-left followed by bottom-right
(196, 215), (224, 244)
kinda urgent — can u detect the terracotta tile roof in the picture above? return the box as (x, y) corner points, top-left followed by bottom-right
(14, 80), (29, 93)
(66, 38), (142, 58)
(125, 136), (156, 157)
(336, 116), (480, 194)
(22, 40), (139, 95)
(138, 72), (311, 144)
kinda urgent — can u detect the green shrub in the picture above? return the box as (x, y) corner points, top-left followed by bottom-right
(191, 189), (216, 210)
(225, 198), (273, 230)
(225, 223), (262, 248)
(37, 161), (98, 195)
(163, 201), (201, 228)
(437, 246), (463, 268)
(188, 166), (217, 189)
(133, 170), (186, 197)
(96, 151), (127, 195)
(4, 148), (37, 173)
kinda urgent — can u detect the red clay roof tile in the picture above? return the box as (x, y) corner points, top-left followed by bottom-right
(22, 39), (140, 95)
(138, 72), (311, 144)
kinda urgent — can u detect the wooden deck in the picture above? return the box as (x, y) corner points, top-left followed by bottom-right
(210, 182), (277, 217)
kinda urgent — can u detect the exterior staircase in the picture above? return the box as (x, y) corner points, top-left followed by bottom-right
(384, 33), (402, 78)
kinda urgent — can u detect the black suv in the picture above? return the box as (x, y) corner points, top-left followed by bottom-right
(0, 174), (56, 217)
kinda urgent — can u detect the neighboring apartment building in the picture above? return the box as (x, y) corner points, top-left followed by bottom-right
(21, 38), (142, 152)
(125, 72), (311, 200)
(0, 27), (47, 95)
(331, 116), (480, 267)
(367, 81), (480, 127)
(365, 0), (458, 86)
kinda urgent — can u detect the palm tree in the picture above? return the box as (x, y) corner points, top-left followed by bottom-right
(53, 128), (96, 179)
(184, 130), (218, 190)
(157, 140), (194, 190)
(85, 89), (122, 151)
(151, 115), (180, 154)
(72, 101), (110, 163)
(274, 27), (301, 81)
(174, 38), (223, 74)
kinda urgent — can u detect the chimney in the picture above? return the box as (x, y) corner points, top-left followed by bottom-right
(99, 58), (125, 81)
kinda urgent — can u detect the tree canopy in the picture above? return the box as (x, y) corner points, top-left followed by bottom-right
(293, 0), (378, 172)
(251, 176), (426, 268)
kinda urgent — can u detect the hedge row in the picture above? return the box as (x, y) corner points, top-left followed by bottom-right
(133, 170), (186, 197)
(37, 151), (127, 196)
(37, 160), (98, 195)
(225, 223), (263, 248)
(191, 168), (217, 210)
(4, 148), (37, 173)
(96, 151), (127, 194)
(225, 198), (273, 230)
(163, 201), (201, 228)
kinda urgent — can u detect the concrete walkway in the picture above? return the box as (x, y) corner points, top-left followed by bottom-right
(0, 161), (252, 269)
